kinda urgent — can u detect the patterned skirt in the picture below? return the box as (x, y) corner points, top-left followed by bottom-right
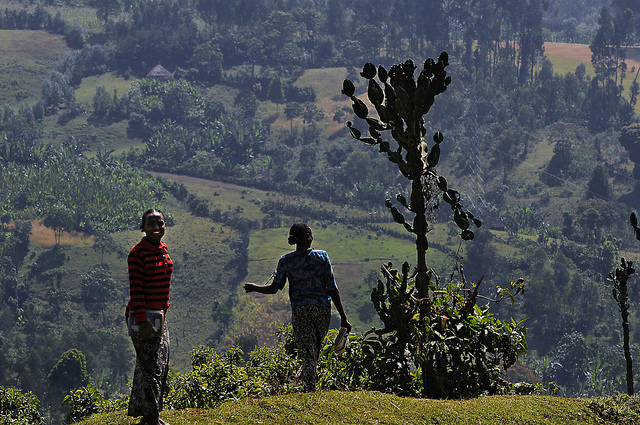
(291, 304), (331, 392)
(128, 320), (170, 418)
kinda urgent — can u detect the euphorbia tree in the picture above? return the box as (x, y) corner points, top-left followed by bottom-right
(340, 54), (527, 398)
(341, 53), (480, 314)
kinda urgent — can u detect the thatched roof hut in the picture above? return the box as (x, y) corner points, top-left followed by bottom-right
(146, 64), (174, 81)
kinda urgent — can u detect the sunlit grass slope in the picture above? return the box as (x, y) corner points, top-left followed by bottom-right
(545, 42), (640, 115)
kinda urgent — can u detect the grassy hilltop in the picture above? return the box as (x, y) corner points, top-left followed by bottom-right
(77, 391), (640, 425)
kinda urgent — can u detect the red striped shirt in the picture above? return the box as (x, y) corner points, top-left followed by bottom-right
(125, 237), (173, 323)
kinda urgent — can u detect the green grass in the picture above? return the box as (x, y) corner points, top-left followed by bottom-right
(0, 29), (71, 105)
(74, 72), (135, 104)
(545, 54), (596, 78)
(545, 43), (640, 115)
(42, 72), (143, 153)
(74, 391), (640, 425)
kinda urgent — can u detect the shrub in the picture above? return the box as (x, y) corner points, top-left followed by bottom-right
(63, 385), (128, 424)
(0, 386), (44, 425)
(48, 348), (90, 395)
(165, 333), (301, 409)
(65, 22), (87, 49)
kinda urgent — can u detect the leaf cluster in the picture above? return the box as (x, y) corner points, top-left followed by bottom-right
(165, 330), (301, 409)
(0, 386), (44, 425)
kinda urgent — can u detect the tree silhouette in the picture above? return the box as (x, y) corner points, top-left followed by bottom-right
(42, 204), (74, 246)
(341, 55), (525, 397)
(342, 54), (480, 310)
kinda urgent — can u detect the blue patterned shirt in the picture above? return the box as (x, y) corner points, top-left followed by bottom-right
(273, 248), (338, 308)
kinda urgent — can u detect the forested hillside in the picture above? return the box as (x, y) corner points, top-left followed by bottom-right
(1, 0), (640, 422)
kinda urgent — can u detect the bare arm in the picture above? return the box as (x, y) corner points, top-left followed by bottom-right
(244, 281), (276, 294)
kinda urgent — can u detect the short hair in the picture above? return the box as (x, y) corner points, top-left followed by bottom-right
(288, 222), (312, 245)
(140, 208), (165, 231)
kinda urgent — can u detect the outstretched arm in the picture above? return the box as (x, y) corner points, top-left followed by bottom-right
(244, 281), (276, 294)
(328, 288), (351, 332)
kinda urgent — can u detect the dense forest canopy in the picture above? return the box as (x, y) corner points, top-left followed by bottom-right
(2, 0), (640, 422)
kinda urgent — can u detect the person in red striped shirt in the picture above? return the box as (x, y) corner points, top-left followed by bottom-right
(125, 208), (173, 425)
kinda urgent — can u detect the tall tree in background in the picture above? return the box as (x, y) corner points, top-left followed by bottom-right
(588, 5), (636, 131)
(95, 0), (122, 28)
(325, 0), (350, 39)
(590, 5), (631, 89)
(416, 0), (448, 54)
(518, 0), (547, 84)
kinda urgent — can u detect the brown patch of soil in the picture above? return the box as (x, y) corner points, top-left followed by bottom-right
(545, 42), (640, 73)
(30, 220), (94, 248)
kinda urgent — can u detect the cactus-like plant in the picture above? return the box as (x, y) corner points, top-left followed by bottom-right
(342, 53), (480, 312)
(342, 54), (527, 398)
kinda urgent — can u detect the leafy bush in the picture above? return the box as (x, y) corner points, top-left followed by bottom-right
(166, 331), (301, 409)
(0, 386), (43, 425)
(127, 78), (203, 125)
(65, 21), (86, 49)
(317, 264), (527, 398)
(63, 385), (128, 424)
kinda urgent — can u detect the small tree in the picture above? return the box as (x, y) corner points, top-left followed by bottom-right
(341, 54), (527, 397)
(81, 265), (118, 315)
(586, 164), (612, 200)
(619, 123), (640, 179)
(234, 89), (259, 119)
(42, 204), (74, 246)
(92, 231), (122, 264)
(284, 102), (303, 132)
(302, 102), (325, 130)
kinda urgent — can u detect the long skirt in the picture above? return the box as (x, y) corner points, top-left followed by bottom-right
(291, 304), (331, 392)
(128, 321), (170, 418)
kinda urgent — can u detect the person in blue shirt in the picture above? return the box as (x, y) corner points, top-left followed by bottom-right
(244, 222), (351, 392)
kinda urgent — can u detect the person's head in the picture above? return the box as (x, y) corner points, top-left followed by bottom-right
(140, 208), (166, 245)
(288, 222), (312, 249)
